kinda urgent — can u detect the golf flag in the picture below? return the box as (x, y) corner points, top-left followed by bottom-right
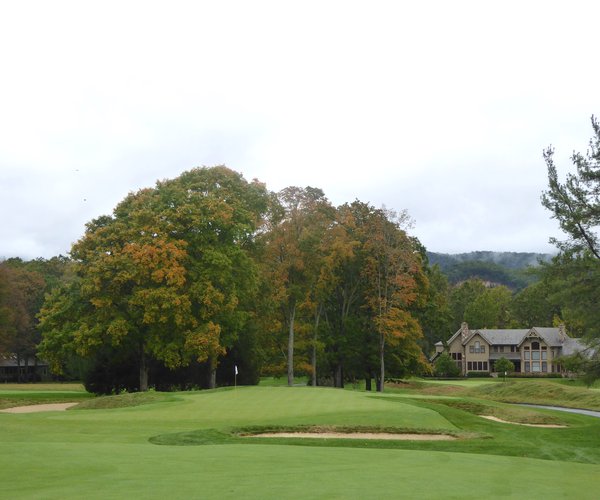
(235, 365), (238, 376)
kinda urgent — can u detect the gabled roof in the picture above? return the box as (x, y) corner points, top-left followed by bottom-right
(530, 327), (564, 347)
(447, 326), (575, 347)
(476, 329), (528, 345)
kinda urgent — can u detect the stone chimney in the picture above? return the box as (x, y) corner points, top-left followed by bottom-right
(558, 324), (567, 343)
(461, 322), (470, 342)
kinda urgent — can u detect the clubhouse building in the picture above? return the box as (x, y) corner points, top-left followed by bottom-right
(432, 323), (587, 375)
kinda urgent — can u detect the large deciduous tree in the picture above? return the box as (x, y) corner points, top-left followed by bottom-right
(258, 186), (333, 386)
(39, 166), (269, 392)
(360, 206), (424, 392)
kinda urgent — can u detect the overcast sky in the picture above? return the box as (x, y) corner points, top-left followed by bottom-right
(1, 1), (599, 260)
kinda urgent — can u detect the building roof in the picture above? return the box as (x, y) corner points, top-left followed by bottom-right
(561, 337), (589, 356)
(445, 324), (581, 349)
(476, 329), (529, 345)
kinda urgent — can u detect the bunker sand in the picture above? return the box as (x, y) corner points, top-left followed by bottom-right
(0, 402), (78, 414)
(246, 432), (456, 441)
(479, 415), (567, 428)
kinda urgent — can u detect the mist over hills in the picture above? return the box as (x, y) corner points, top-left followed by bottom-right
(427, 251), (554, 289)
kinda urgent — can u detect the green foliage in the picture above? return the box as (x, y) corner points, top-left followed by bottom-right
(39, 166), (271, 392)
(433, 352), (460, 378)
(414, 263), (453, 352)
(494, 357), (515, 375)
(510, 280), (560, 328)
(559, 349), (600, 387)
(463, 285), (512, 329)
(541, 115), (600, 259)
(540, 115), (600, 344)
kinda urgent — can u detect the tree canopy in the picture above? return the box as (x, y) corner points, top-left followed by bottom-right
(39, 166), (270, 391)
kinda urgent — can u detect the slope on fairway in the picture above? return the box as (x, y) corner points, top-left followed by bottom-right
(2, 441), (599, 499)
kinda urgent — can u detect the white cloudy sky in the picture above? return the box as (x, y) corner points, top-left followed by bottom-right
(1, 0), (599, 260)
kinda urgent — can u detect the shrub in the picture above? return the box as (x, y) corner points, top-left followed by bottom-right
(434, 353), (461, 378)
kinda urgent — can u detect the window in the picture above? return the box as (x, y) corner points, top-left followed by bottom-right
(493, 346), (498, 353)
(541, 351), (547, 360)
(542, 362), (547, 373)
(499, 346), (504, 353)
(524, 351), (530, 360)
(525, 362), (530, 372)
(467, 362), (473, 371)
(532, 351), (540, 360)
(470, 341), (485, 354)
(531, 341), (540, 349)
(532, 362), (540, 372)
(511, 346), (516, 352)
(483, 361), (488, 371)
(451, 353), (462, 360)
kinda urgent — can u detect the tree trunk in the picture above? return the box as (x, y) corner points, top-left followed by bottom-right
(208, 355), (217, 389)
(378, 333), (385, 393)
(334, 364), (344, 388)
(365, 376), (372, 391)
(287, 304), (296, 387)
(16, 353), (21, 383)
(139, 351), (149, 392)
(311, 344), (317, 387)
(311, 309), (321, 387)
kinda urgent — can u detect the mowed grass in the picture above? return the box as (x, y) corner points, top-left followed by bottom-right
(1, 385), (600, 498)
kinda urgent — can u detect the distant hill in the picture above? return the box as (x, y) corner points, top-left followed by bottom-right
(427, 251), (554, 289)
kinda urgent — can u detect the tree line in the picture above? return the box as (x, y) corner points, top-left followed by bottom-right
(1, 167), (431, 393)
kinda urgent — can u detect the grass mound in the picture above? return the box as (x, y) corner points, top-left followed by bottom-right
(470, 380), (600, 411)
(149, 429), (233, 446)
(427, 399), (565, 425)
(74, 391), (178, 409)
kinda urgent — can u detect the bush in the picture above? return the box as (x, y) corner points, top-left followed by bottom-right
(434, 353), (461, 378)
(494, 357), (515, 376)
(466, 372), (491, 378)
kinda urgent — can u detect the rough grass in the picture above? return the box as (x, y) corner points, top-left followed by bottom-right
(424, 398), (565, 425)
(469, 380), (600, 410)
(74, 391), (178, 409)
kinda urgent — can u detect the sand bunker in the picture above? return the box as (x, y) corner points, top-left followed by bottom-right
(0, 402), (78, 414)
(246, 432), (456, 441)
(479, 415), (567, 428)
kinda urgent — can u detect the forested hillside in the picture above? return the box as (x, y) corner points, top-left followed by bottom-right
(427, 251), (553, 289)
